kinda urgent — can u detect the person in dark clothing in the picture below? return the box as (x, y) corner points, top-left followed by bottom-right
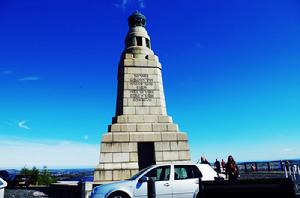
(221, 159), (226, 172)
(200, 156), (210, 165)
(225, 155), (239, 180)
(214, 159), (221, 173)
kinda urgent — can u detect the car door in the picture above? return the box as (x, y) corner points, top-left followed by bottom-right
(134, 165), (172, 198)
(172, 165), (202, 198)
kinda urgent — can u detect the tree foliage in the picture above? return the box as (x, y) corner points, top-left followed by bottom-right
(20, 166), (56, 185)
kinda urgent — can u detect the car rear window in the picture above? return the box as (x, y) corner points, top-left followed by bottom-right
(174, 165), (202, 180)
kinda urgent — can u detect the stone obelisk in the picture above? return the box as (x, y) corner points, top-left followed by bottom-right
(94, 11), (191, 183)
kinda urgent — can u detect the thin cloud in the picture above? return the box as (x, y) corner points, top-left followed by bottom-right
(114, 0), (145, 11)
(18, 76), (40, 81)
(0, 137), (98, 168)
(18, 120), (31, 130)
(138, 0), (145, 8)
(114, 0), (127, 11)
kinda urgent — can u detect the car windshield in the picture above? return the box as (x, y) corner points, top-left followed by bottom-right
(127, 165), (154, 180)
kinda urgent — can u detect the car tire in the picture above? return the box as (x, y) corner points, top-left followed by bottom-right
(108, 191), (129, 198)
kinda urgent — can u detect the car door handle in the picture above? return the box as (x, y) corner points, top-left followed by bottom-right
(195, 180), (199, 184)
(164, 183), (170, 187)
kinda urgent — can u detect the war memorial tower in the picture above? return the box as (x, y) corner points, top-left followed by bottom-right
(94, 12), (191, 183)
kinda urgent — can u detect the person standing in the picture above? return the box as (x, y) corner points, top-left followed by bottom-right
(221, 159), (226, 172)
(214, 159), (221, 173)
(200, 156), (210, 165)
(225, 155), (239, 180)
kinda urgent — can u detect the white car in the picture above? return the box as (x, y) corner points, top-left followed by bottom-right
(0, 177), (7, 198)
(90, 163), (223, 198)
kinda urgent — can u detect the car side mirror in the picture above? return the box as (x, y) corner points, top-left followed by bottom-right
(138, 176), (148, 183)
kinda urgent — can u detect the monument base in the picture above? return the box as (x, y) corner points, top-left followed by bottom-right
(94, 130), (191, 183)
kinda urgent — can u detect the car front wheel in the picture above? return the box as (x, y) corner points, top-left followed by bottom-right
(108, 192), (129, 198)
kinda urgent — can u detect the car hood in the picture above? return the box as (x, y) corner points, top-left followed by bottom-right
(93, 180), (135, 195)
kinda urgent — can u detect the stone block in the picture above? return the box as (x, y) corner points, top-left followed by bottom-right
(161, 132), (178, 141)
(177, 133), (188, 141)
(163, 151), (179, 161)
(104, 163), (121, 170)
(124, 59), (134, 66)
(142, 99), (157, 107)
(116, 115), (128, 123)
(125, 53), (134, 59)
(133, 59), (147, 66)
(136, 107), (149, 115)
(136, 123), (152, 132)
(113, 170), (122, 181)
(147, 60), (158, 66)
(153, 90), (162, 98)
(95, 164), (104, 170)
(123, 107), (135, 114)
(131, 169), (139, 176)
(158, 116), (173, 123)
(102, 134), (112, 142)
(121, 143), (129, 152)
(113, 132), (130, 142)
(170, 142), (178, 150)
(154, 142), (163, 151)
(178, 141), (189, 150)
(100, 153), (112, 163)
(129, 143), (137, 152)
(125, 67), (142, 74)
(152, 123), (167, 131)
(130, 152), (138, 162)
(149, 107), (163, 115)
(112, 143), (122, 152)
(122, 170), (132, 180)
(99, 170), (112, 181)
(155, 152), (163, 161)
(144, 115), (159, 122)
(110, 124), (121, 132)
(153, 132), (162, 141)
(123, 90), (131, 98)
(127, 115), (144, 123)
(179, 151), (191, 160)
(162, 142), (170, 151)
(167, 123), (179, 131)
(123, 98), (128, 106)
(129, 132), (159, 142)
(113, 153), (130, 163)
(156, 98), (166, 107)
(121, 162), (138, 169)
(101, 143), (112, 153)
(120, 124), (137, 132)
(127, 98), (143, 106)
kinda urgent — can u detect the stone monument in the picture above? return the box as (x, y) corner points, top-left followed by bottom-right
(94, 11), (191, 183)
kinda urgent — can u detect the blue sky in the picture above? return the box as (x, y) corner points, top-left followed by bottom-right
(0, 0), (300, 168)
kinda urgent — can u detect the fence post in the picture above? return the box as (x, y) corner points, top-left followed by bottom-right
(255, 162), (258, 172)
(280, 161), (284, 171)
(244, 163), (247, 173)
(147, 178), (156, 198)
(267, 162), (271, 172)
(284, 165), (288, 178)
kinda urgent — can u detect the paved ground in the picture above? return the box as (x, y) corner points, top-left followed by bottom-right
(4, 187), (52, 198)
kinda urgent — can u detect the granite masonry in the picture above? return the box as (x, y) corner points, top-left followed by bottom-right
(94, 11), (191, 183)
